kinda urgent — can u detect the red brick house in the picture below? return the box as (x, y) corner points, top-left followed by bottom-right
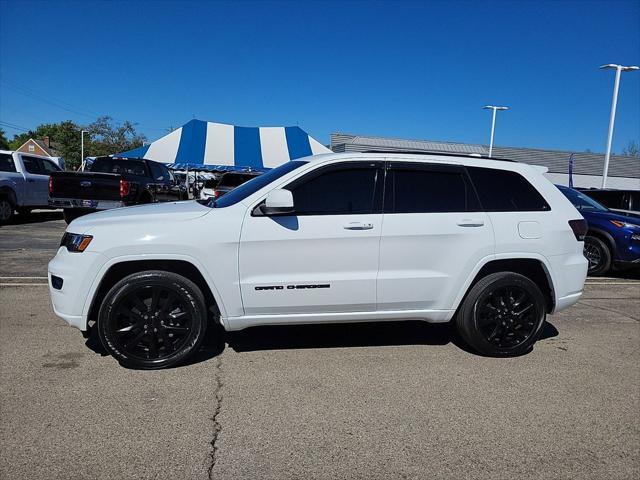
(16, 136), (60, 157)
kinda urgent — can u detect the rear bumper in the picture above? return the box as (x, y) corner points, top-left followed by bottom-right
(49, 197), (124, 210)
(548, 251), (588, 314)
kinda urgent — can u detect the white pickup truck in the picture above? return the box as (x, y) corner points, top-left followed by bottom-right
(48, 152), (588, 369)
(0, 150), (62, 224)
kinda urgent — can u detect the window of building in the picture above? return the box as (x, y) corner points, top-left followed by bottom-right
(28, 144), (35, 152)
(467, 167), (550, 212)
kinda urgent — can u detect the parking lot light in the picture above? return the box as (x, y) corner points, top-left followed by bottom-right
(599, 64), (639, 188)
(482, 105), (509, 158)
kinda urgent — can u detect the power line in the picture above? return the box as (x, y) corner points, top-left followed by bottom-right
(0, 79), (168, 132)
(0, 120), (31, 133)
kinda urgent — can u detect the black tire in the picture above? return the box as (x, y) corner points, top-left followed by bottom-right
(0, 197), (14, 225)
(583, 235), (611, 276)
(63, 208), (87, 224)
(16, 207), (32, 216)
(98, 270), (208, 369)
(455, 272), (547, 357)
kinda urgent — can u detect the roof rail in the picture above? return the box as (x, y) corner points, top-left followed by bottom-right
(360, 149), (518, 162)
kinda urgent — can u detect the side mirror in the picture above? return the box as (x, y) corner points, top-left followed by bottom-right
(262, 189), (294, 215)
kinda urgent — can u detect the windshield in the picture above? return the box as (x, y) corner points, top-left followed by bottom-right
(558, 186), (609, 212)
(91, 159), (148, 176)
(201, 161), (308, 208)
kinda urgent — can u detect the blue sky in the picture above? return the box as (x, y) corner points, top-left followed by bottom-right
(0, 0), (638, 153)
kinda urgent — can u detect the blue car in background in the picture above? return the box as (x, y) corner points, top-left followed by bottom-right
(557, 185), (640, 276)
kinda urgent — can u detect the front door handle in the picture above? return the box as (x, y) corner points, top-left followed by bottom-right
(457, 219), (485, 227)
(343, 222), (374, 230)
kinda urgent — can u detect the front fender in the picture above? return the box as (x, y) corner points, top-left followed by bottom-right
(81, 253), (229, 320)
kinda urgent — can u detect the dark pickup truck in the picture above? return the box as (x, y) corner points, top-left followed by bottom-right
(49, 157), (187, 223)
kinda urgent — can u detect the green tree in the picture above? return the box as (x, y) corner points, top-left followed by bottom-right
(8, 131), (33, 150)
(0, 129), (10, 149)
(85, 116), (147, 158)
(622, 140), (639, 158)
(4, 118), (145, 170)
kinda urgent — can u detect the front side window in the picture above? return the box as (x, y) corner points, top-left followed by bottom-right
(21, 156), (43, 174)
(149, 162), (168, 181)
(0, 154), (16, 172)
(467, 167), (550, 212)
(286, 162), (382, 215)
(385, 165), (480, 213)
(40, 159), (60, 173)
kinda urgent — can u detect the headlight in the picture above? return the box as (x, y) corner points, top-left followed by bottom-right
(610, 220), (639, 229)
(60, 232), (93, 252)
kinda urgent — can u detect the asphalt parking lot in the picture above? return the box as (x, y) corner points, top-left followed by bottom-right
(1, 211), (639, 480)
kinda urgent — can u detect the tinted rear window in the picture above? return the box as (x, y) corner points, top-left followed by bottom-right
(218, 173), (259, 188)
(0, 154), (16, 172)
(387, 166), (480, 213)
(91, 159), (148, 176)
(467, 167), (550, 212)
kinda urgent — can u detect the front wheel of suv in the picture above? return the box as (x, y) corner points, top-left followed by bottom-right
(455, 272), (547, 357)
(98, 270), (208, 369)
(583, 235), (611, 276)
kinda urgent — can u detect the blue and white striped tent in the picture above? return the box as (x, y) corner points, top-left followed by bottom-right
(116, 119), (330, 170)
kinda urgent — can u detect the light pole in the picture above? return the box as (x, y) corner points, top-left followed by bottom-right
(482, 105), (509, 157)
(599, 64), (639, 188)
(80, 130), (89, 171)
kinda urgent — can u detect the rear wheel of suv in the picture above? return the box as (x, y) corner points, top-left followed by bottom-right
(455, 272), (546, 357)
(583, 235), (611, 276)
(98, 270), (208, 369)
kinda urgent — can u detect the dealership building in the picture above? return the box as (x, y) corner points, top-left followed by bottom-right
(331, 133), (640, 190)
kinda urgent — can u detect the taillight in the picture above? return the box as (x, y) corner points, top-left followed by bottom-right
(48, 176), (53, 195)
(568, 219), (588, 241)
(213, 189), (221, 198)
(120, 179), (130, 198)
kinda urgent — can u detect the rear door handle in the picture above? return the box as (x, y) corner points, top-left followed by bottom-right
(343, 222), (374, 230)
(27, 179), (36, 183)
(457, 219), (485, 227)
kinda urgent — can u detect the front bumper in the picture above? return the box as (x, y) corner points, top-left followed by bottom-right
(49, 197), (125, 210)
(48, 248), (106, 330)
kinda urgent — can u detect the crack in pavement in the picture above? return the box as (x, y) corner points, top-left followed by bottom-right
(207, 355), (224, 479)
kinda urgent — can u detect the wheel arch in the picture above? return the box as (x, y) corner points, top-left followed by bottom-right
(0, 186), (17, 205)
(585, 227), (616, 256)
(86, 258), (224, 328)
(454, 256), (556, 315)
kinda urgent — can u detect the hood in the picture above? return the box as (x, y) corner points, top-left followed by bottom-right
(68, 201), (211, 232)
(582, 209), (640, 226)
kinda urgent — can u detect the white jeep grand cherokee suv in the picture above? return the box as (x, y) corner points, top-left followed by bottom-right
(48, 153), (588, 369)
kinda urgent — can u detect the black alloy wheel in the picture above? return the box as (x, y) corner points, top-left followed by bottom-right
(583, 235), (611, 276)
(475, 286), (538, 349)
(98, 271), (207, 369)
(455, 272), (546, 356)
